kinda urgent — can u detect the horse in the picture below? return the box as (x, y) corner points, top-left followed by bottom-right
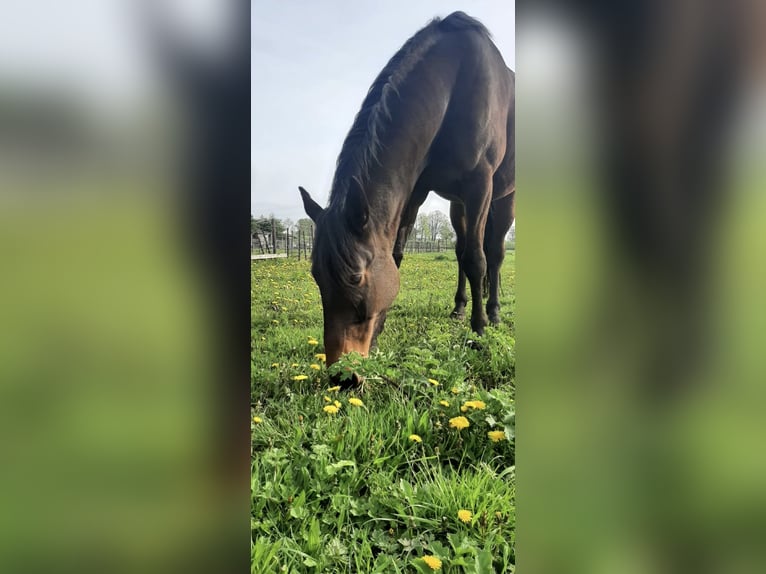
(299, 12), (515, 379)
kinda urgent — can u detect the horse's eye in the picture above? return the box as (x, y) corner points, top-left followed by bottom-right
(350, 273), (363, 285)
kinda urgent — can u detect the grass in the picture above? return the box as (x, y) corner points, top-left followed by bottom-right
(252, 252), (515, 573)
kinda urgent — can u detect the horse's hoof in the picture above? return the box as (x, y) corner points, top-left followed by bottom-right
(489, 314), (501, 326)
(467, 339), (483, 350)
(450, 310), (465, 320)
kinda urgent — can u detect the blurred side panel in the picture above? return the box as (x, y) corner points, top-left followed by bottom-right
(517, 0), (766, 572)
(0, 1), (250, 573)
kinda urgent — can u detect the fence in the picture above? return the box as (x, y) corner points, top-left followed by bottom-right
(251, 224), (455, 260)
(251, 227), (315, 260)
(403, 240), (454, 254)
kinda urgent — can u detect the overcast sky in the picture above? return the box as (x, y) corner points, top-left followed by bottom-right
(251, 1), (515, 222)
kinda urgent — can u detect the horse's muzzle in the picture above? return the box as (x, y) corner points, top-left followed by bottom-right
(331, 370), (362, 390)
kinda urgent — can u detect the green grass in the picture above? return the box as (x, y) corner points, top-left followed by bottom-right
(252, 253), (515, 573)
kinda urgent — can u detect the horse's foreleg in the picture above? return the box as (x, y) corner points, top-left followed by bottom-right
(461, 172), (493, 335)
(450, 201), (468, 319)
(393, 227), (409, 269)
(393, 186), (429, 268)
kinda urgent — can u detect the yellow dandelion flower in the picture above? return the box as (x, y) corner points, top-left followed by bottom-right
(323, 405), (339, 415)
(309, 363), (321, 370)
(427, 378), (440, 386)
(458, 509), (472, 523)
(270, 363), (279, 368)
(291, 363), (300, 367)
(281, 306), (287, 311)
(252, 416), (262, 424)
(334, 400), (342, 408)
(439, 400), (450, 407)
(348, 398), (364, 407)
(308, 338), (319, 345)
(327, 386), (341, 392)
(409, 434), (422, 443)
(460, 405), (468, 412)
(451, 387), (460, 394)
(271, 319), (278, 324)
(324, 396), (331, 403)
(470, 400), (486, 410)
(449, 416), (470, 430)
(488, 430), (506, 442)
(292, 375), (308, 381)
(315, 353), (326, 362)
(422, 555), (442, 570)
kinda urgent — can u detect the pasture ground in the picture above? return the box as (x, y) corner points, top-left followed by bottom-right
(252, 253), (515, 573)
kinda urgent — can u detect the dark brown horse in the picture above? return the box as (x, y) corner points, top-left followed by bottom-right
(299, 12), (515, 373)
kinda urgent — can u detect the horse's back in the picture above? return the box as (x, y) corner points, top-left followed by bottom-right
(423, 25), (514, 199)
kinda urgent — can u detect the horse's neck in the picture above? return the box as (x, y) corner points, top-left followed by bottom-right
(364, 175), (418, 242)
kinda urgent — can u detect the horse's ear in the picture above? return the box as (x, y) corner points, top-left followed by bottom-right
(299, 186), (324, 223)
(346, 179), (369, 234)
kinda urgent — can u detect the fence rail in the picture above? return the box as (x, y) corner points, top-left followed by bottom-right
(251, 227), (456, 260)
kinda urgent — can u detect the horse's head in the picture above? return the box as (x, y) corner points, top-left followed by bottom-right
(299, 185), (400, 384)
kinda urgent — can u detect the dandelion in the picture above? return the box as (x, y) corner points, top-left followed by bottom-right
(291, 363), (300, 367)
(252, 416), (262, 424)
(308, 338), (319, 346)
(292, 375), (308, 381)
(427, 378), (440, 386)
(451, 387), (460, 394)
(309, 364), (321, 370)
(270, 363), (279, 368)
(458, 509), (472, 524)
(422, 555), (442, 570)
(348, 398), (364, 407)
(449, 416), (470, 430)
(327, 386), (341, 392)
(271, 319), (278, 324)
(334, 400), (342, 409)
(462, 400), (486, 410)
(461, 405), (468, 412)
(409, 434), (422, 443)
(315, 353), (326, 362)
(281, 306), (287, 311)
(488, 430), (506, 442)
(439, 400), (450, 407)
(323, 405), (339, 415)
(324, 396), (331, 403)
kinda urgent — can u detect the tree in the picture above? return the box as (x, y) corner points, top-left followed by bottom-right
(440, 222), (456, 243)
(428, 210), (451, 242)
(415, 213), (430, 242)
(295, 218), (314, 236)
(251, 214), (285, 236)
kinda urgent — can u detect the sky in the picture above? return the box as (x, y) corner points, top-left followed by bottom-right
(251, 0), (516, 222)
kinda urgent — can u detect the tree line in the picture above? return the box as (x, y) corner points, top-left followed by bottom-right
(251, 210), (456, 243)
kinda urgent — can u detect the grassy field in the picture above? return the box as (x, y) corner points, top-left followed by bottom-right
(252, 252), (515, 573)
